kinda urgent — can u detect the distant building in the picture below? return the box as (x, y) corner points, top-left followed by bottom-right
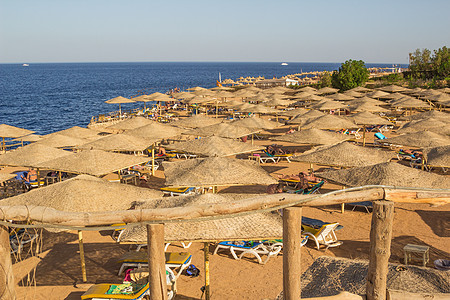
(255, 78), (298, 88)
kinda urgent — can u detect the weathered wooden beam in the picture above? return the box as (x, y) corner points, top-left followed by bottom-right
(283, 207), (303, 300)
(147, 224), (167, 300)
(384, 188), (450, 205)
(0, 225), (15, 300)
(366, 201), (394, 300)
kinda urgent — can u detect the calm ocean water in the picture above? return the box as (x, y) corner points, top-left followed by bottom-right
(0, 62), (406, 135)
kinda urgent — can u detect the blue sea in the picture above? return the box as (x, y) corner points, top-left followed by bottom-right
(0, 62), (407, 135)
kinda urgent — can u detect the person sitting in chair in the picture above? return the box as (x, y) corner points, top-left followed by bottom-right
(22, 169), (37, 182)
(157, 146), (166, 156)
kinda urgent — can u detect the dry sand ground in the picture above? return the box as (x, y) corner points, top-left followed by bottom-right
(5, 128), (450, 300)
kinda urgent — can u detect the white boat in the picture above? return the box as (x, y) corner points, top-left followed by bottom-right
(281, 62), (288, 66)
(22, 64), (29, 67)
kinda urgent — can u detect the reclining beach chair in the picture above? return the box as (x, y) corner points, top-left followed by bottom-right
(302, 220), (342, 250)
(348, 201), (373, 213)
(252, 153), (278, 164)
(285, 180), (325, 195)
(160, 186), (197, 197)
(81, 266), (176, 300)
(10, 228), (39, 254)
(273, 153), (294, 163)
(117, 251), (192, 277)
(213, 241), (282, 265)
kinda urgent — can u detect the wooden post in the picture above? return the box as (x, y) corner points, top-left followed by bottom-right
(147, 224), (167, 300)
(341, 186), (346, 213)
(151, 145), (155, 176)
(283, 207), (303, 300)
(251, 133), (254, 145)
(366, 201), (394, 300)
(362, 125), (366, 147)
(58, 171), (62, 182)
(204, 242), (211, 300)
(78, 230), (87, 282)
(0, 225), (15, 300)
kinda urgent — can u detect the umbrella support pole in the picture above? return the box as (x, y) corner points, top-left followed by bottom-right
(204, 242), (211, 300)
(341, 186), (346, 213)
(215, 101), (218, 119)
(78, 230), (87, 282)
(251, 134), (254, 145)
(59, 171), (62, 182)
(37, 168), (41, 188)
(146, 224), (167, 300)
(152, 145), (155, 177)
(363, 125), (366, 147)
(0, 224), (15, 299)
(283, 207), (302, 300)
(309, 163), (314, 174)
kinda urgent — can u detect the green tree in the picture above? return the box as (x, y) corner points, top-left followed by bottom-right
(331, 59), (369, 91)
(318, 71), (332, 88)
(432, 46), (450, 79)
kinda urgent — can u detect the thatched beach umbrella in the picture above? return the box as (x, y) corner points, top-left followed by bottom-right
(105, 96), (136, 115)
(383, 131), (450, 149)
(292, 142), (393, 168)
(34, 134), (88, 149)
(106, 117), (155, 132)
(391, 97), (431, 109)
(263, 98), (296, 107)
(231, 117), (281, 130)
(349, 103), (389, 113)
(422, 145), (450, 168)
(326, 93), (355, 101)
(12, 134), (42, 143)
(45, 126), (100, 141)
(366, 90), (391, 99)
(278, 108), (308, 118)
(310, 100), (347, 111)
(184, 123), (261, 139)
(343, 90), (364, 98)
(0, 143), (72, 168)
(271, 128), (351, 145)
(378, 85), (410, 93)
(397, 118), (448, 134)
(36, 150), (150, 177)
(166, 136), (264, 157)
(301, 114), (356, 130)
(170, 115), (224, 129)
(132, 95), (154, 110)
(315, 162), (449, 189)
(287, 110), (325, 125)
(316, 87), (338, 95)
(126, 122), (186, 140)
(0, 124), (35, 151)
(347, 111), (391, 146)
(297, 86), (318, 94)
(348, 96), (386, 106)
(163, 157), (277, 187)
(401, 110), (449, 122)
(77, 133), (156, 152)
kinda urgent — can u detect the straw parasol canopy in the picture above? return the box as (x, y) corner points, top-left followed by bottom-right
(402, 110), (449, 122)
(315, 162), (449, 188)
(77, 133), (156, 152)
(187, 86), (208, 92)
(382, 92), (405, 100)
(118, 193), (283, 243)
(105, 96), (135, 104)
(347, 86), (372, 93)
(326, 93), (355, 101)
(233, 89), (258, 98)
(366, 90), (391, 99)
(193, 89), (215, 97)
(239, 104), (281, 114)
(346, 111), (391, 125)
(396, 118), (448, 134)
(172, 92), (196, 100)
(310, 100), (347, 111)
(36, 150), (150, 177)
(0, 143), (72, 168)
(301, 115), (356, 130)
(378, 85), (410, 93)
(0, 175), (163, 212)
(166, 136), (264, 157)
(292, 142), (393, 168)
(348, 96), (386, 106)
(184, 96), (215, 105)
(278, 108), (308, 117)
(184, 123), (261, 139)
(263, 98), (296, 107)
(12, 134), (42, 142)
(145, 92), (173, 101)
(231, 117), (281, 130)
(292, 91), (315, 99)
(34, 134), (88, 148)
(106, 117), (155, 131)
(265, 86), (291, 94)
(45, 126), (101, 141)
(422, 145), (450, 167)
(170, 115), (224, 129)
(131, 95), (154, 104)
(0, 124), (35, 138)
(0, 174), (16, 183)
(271, 128), (351, 145)
(163, 157), (277, 187)
(343, 90), (364, 98)
(383, 131), (450, 149)
(125, 122), (186, 140)
(316, 87), (339, 95)
(297, 86), (318, 94)
(391, 97), (431, 109)
(287, 110), (325, 125)
(427, 93), (450, 103)
(349, 103), (389, 113)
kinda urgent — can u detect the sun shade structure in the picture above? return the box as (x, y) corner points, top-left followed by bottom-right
(397, 118), (448, 134)
(184, 123), (261, 139)
(35, 150), (150, 177)
(316, 87), (339, 95)
(347, 111), (391, 125)
(301, 114), (356, 130)
(105, 96), (136, 115)
(325, 93), (355, 101)
(310, 100), (347, 111)
(262, 98), (296, 107)
(12, 134), (42, 142)
(125, 122), (186, 140)
(391, 97), (431, 109)
(77, 133), (156, 152)
(278, 108), (309, 117)
(343, 90), (364, 98)
(403, 110), (449, 122)
(45, 126), (101, 140)
(239, 104), (281, 114)
(0, 175), (162, 212)
(0, 124), (35, 138)
(119, 193), (283, 243)
(165, 136), (264, 157)
(292, 142), (394, 167)
(348, 96), (386, 106)
(384, 131), (450, 149)
(231, 117), (281, 130)
(348, 86), (372, 93)
(287, 110), (325, 125)
(349, 103), (389, 113)
(106, 117), (155, 131)
(0, 143), (72, 167)
(271, 128), (351, 145)
(170, 115), (224, 129)
(163, 157), (277, 187)
(315, 162), (449, 188)
(423, 145), (450, 167)
(366, 90), (391, 99)
(34, 134), (88, 148)
(378, 85), (410, 93)
(297, 86), (318, 94)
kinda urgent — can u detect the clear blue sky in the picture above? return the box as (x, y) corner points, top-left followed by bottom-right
(1, 0), (449, 64)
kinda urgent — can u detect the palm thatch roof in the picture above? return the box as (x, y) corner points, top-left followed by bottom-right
(0, 144), (72, 167)
(346, 111), (391, 125)
(36, 150), (150, 176)
(278, 108), (308, 117)
(397, 118), (448, 134)
(349, 103), (389, 113)
(315, 162), (449, 188)
(347, 86), (372, 93)
(271, 128), (351, 145)
(342, 90), (364, 98)
(45, 126), (101, 140)
(77, 133), (156, 152)
(170, 115), (224, 129)
(172, 92), (195, 100)
(0, 124), (35, 138)
(326, 93), (355, 101)
(391, 97), (431, 108)
(131, 95), (154, 102)
(34, 134), (88, 148)
(292, 142), (393, 167)
(240, 104), (281, 114)
(106, 117), (155, 131)
(310, 100), (347, 111)
(105, 96), (135, 104)
(301, 115), (357, 130)
(316, 87), (339, 95)
(119, 193), (283, 243)
(423, 145), (450, 167)
(165, 136), (264, 157)
(231, 117), (281, 130)
(0, 175), (162, 212)
(125, 123), (186, 140)
(163, 157), (277, 187)
(348, 96), (386, 106)
(263, 98), (296, 107)
(402, 110), (449, 122)
(184, 123), (261, 139)
(186, 86), (207, 92)
(0, 174), (16, 183)
(287, 110), (325, 125)
(233, 89), (258, 98)
(297, 86), (318, 94)
(366, 90), (391, 99)
(384, 131), (450, 149)
(378, 85), (410, 93)
(12, 134), (42, 142)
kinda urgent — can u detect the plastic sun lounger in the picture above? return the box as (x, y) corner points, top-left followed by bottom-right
(273, 153), (294, 163)
(348, 201), (373, 213)
(213, 241), (283, 265)
(160, 186), (196, 196)
(117, 251), (192, 277)
(253, 153), (278, 164)
(284, 181), (325, 195)
(302, 221), (343, 250)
